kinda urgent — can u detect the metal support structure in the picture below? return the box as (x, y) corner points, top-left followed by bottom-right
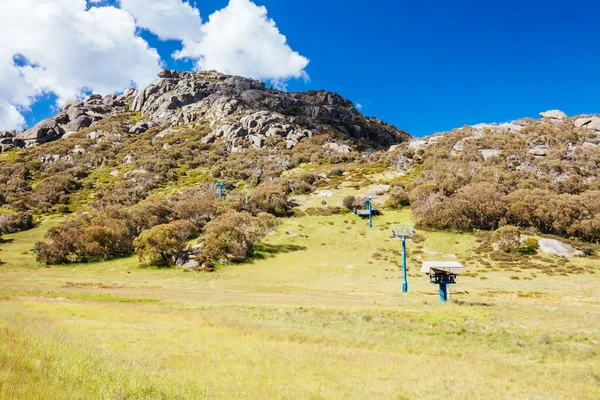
(392, 225), (415, 294)
(439, 283), (448, 302)
(429, 272), (456, 303)
(402, 236), (408, 293)
(217, 182), (226, 198)
(365, 196), (374, 228)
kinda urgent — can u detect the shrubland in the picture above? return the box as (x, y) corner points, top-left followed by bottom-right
(400, 119), (600, 242)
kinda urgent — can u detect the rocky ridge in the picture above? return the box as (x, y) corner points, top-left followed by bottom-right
(0, 69), (408, 153)
(403, 109), (600, 156)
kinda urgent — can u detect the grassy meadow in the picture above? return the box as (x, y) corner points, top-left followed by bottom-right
(1, 202), (600, 399)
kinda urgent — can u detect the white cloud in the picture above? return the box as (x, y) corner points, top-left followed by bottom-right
(356, 103), (363, 111)
(0, 102), (25, 131)
(119, 0), (203, 41)
(0, 0), (309, 131)
(174, 0), (309, 84)
(0, 0), (161, 130)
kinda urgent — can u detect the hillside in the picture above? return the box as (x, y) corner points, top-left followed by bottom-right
(0, 69), (407, 216)
(1, 73), (600, 399)
(400, 109), (600, 243)
(1, 68), (407, 151)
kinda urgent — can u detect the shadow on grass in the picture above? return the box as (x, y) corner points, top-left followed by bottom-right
(249, 243), (308, 262)
(0, 238), (14, 244)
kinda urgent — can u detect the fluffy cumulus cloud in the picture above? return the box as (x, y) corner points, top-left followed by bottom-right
(0, 0), (161, 130)
(119, 0), (203, 42)
(174, 0), (309, 84)
(0, 102), (26, 131)
(0, 0), (309, 130)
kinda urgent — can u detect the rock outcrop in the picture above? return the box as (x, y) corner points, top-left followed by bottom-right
(0, 130), (16, 153)
(16, 119), (65, 147)
(540, 109), (568, 120)
(10, 69), (409, 152)
(538, 238), (583, 258)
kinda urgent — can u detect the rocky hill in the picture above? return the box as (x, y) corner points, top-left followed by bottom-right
(394, 109), (600, 242)
(0, 69), (408, 153)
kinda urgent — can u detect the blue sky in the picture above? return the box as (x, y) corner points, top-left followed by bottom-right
(9, 0), (600, 137)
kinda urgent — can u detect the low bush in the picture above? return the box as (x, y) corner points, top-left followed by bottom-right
(0, 212), (34, 233)
(202, 212), (279, 262)
(343, 195), (363, 210)
(133, 220), (195, 267)
(384, 186), (410, 209)
(493, 225), (521, 253)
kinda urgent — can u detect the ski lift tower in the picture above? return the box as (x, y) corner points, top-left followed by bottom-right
(216, 182), (226, 198)
(364, 194), (375, 228)
(392, 224), (415, 293)
(421, 261), (466, 302)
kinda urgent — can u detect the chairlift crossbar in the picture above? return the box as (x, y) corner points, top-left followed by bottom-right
(393, 224), (415, 238)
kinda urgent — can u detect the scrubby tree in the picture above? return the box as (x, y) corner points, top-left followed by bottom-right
(130, 196), (175, 234)
(202, 212), (278, 262)
(343, 195), (363, 211)
(415, 183), (506, 231)
(384, 186), (410, 209)
(493, 225), (521, 253)
(246, 184), (290, 217)
(37, 225), (86, 265)
(172, 190), (219, 229)
(133, 220), (195, 267)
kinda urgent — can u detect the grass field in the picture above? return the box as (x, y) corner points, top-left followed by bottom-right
(1, 207), (600, 399)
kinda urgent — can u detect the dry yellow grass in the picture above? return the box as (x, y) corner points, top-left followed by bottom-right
(1, 210), (599, 399)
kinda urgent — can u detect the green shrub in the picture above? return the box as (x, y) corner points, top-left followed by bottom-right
(518, 238), (539, 255)
(202, 212), (279, 262)
(493, 225), (521, 253)
(133, 220), (195, 267)
(384, 187), (410, 209)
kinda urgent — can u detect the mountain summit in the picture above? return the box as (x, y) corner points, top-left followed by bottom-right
(0, 69), (408, 153)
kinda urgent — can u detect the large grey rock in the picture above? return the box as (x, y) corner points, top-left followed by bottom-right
(85, 94), (103, 103)
(157, 68), (174, 78)
(67, 106), (86, 121)
(249, 134), (266, 148)
(53, 111), (70, 124)
(129, 121), (149, 134)
(408, 139), (428, 151)
(103, 94), (117, 106)
(63, 99), (82, 110)
(574, 117), (592, 128)
(122, 88), (137, 98)
(453, 136), (477, 152)
(587, 119), (600, 131)
(0, 143), (14, 153)
(240, 90), (263, 105)
(529, 145), (549, 157)
(0, 131), (15, 153)
(538, 239), (584, 258)
(480, 149), (502, 160)
(65, 115), (92, 132)
(324, 142), (351, 154)
(18, 119), (64, 146)
(471, 123), (523, 136)
(540, 110), (567, 120)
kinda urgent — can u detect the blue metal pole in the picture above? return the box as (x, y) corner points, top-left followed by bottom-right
(402, 237), (408, 293)
(369, 204), (373, 228)
(219, 186), (223, 198)
(439, 284), (448, 302)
